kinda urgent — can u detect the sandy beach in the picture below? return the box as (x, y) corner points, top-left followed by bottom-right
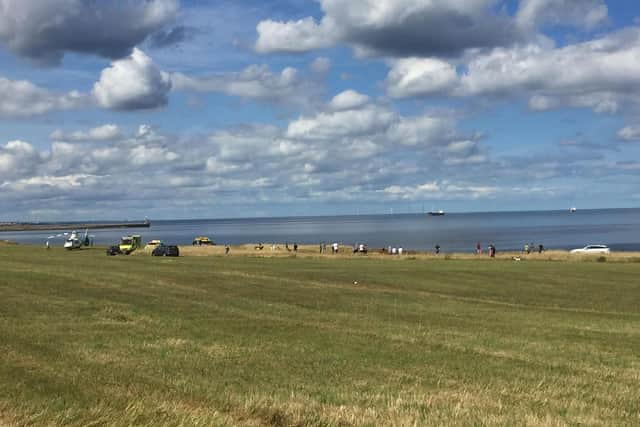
(145, 243), (640, 262)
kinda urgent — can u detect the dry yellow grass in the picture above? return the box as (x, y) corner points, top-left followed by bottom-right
(170, 244), (640, 263)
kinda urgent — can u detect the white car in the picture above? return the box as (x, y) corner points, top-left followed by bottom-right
(570, 245), (610, 254)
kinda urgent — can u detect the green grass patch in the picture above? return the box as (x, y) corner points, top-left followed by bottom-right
(1, 246), (639, 425)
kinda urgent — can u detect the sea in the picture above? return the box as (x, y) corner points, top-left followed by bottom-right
(2, 208), (640, 252)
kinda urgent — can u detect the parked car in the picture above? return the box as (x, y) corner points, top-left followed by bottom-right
(570, 245), (610, 254)
(144, 239), (162, 250)
(152, 243), (180, 257)
(106, 245), (121, 256)
(192, 236), (214, 245)
(165, 245), (180, 257)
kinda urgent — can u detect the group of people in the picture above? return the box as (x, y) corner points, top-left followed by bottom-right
(319, 242), (340, 253)
(284, 242), (298, 252)
(384, 246), (404, 255)
(219, 240), (548, 257)
(474, 242), (496, 257)
(353, 243), (368, 254)
(236, 241), (548, 258)
(320, 242), (403, 255)
(472, 241), (546, 257)
(523, 242), (545, 254)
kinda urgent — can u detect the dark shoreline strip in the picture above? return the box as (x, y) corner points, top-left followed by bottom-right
(0, 222), (150, 232)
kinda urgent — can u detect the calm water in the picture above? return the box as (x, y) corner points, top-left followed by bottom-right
(2, 208), (640, 252)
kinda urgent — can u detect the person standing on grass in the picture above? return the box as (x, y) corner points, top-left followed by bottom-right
(435, 244), (440, 255)
(225, 244), (230, 255)
(293, 243), (298, 252)
(476, 242), (482, 254)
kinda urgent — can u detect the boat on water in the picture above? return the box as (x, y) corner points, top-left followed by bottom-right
(569, 207), (577, 213)
(428, 210), (445, 216)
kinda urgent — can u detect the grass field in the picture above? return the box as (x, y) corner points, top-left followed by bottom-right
(1, 244), (639, 426)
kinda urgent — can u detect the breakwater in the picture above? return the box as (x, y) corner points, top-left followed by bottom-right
(0, 220), (150, 232)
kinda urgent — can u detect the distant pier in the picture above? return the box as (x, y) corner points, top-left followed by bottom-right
(0, 220), (150, 232)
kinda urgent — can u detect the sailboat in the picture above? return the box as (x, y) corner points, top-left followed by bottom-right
(427, 205), (445, 216)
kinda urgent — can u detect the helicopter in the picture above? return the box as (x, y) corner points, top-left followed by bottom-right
(47, 229), (95, 250)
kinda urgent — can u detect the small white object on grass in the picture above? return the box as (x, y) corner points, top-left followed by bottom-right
(353, 281), (358, 285)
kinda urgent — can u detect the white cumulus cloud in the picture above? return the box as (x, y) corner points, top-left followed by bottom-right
(0, 140), (42, 180)
(50, 124), (123, 142)
(516, 0), (608, 32)
(386, 58), (458, 98)
(0, 76), (86, 118)
(328, 90), (370, 111)
(93, 48), (171, 110)
(617, 125), (640, 142)
(255, 17), (335, 53)
(383, 28), (640, 113)
(286, 106), (395, 140)
(387, 115), (454, 147)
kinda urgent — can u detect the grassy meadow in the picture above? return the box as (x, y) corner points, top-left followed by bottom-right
(1, 243), (639, 426)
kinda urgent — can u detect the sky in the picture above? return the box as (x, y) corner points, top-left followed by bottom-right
(1, 0), (640, 221)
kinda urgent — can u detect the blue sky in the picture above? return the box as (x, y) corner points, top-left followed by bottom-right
(1, 0), (639, 221)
